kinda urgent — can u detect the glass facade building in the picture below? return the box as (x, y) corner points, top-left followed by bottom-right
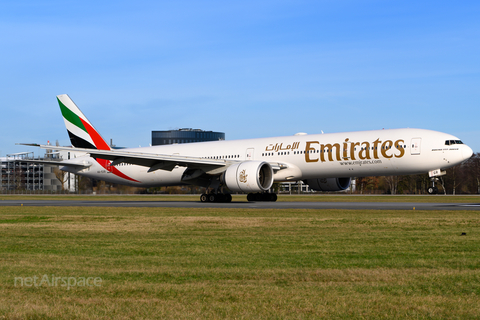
(152, 129), (225, 146)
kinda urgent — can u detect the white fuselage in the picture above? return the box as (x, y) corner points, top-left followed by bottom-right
(61, 128), (473, 188)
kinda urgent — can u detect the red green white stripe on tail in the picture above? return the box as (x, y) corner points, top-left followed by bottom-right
(57, 94), (139, 183)
(57, 94), (110, 150)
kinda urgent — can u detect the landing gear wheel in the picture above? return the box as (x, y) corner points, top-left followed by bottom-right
(247, 193), (278, 202)
(269, 193), (277, 202)
(427, 186), (438, 194)
(428, 176), (440, 195)
(216, 193), (226, 202)
(200, 193), (232, 203)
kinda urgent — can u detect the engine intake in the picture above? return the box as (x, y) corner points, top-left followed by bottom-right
(305, 177), (351, 192)
(223, 161), (274, 193)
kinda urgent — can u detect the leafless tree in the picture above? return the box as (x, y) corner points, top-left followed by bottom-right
(383, 175), (400, 194)
(54, 168), (68, 191)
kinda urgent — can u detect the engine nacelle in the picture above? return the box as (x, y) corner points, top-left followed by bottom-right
(305, 177), (351, 192)
(223, 161), (274, 193)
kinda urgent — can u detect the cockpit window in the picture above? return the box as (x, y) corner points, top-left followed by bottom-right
(445, 140), (464, 146)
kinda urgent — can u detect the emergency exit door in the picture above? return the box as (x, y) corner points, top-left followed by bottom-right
(246, 148), (254, 160)
(411, 138), (421, 155)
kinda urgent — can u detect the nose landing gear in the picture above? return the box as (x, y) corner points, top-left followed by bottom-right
(427, 184), (439, 195)
(427, 169), (446, 195)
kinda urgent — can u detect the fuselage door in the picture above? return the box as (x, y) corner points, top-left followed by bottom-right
(411, 138), (421, 155)
(246, 148), (254, 160)
(106, 161), (114, 173)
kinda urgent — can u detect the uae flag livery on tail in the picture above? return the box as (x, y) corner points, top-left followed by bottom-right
(57, 94), (139, 183)
(57, 94), (110, 150)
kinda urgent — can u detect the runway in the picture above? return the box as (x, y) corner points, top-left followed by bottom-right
(1, 199), (480, 210)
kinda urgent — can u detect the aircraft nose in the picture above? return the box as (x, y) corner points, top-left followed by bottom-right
(463, 145), (473, 161)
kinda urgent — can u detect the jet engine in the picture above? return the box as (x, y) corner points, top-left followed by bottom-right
(305, 177), (351, 192)
(223, 161), (274, 193)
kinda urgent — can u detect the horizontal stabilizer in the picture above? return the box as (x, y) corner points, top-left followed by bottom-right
(13, 159), (92, 168)
(20, 143), (227, 172)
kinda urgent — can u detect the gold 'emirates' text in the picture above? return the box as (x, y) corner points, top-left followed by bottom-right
(304, 138), (406, 163)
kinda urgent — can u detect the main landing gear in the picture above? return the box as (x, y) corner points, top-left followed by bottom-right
(199, 192), (278, 202)
(247, 193), (277, 202)
(200, 193), (232, 203)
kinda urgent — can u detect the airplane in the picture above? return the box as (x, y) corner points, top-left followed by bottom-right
(22, 94), (473, 202)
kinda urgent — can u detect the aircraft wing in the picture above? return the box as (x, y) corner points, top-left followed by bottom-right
(19, 144), (227, 173)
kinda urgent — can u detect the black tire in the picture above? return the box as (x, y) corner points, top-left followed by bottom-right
(208, 194), (216, 202)
(427, 187), (438, 195)
(200, 194), (208, 202)
(225, 194), (232, 203)
(247, 193), (255, 201)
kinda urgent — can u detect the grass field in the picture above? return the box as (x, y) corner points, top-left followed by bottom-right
(1, 206), (480, 319)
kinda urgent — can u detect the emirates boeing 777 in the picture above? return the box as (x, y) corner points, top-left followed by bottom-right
(22, 94), (473, 202)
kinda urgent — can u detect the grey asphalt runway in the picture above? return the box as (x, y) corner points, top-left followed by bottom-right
(1, 199), (480, 210)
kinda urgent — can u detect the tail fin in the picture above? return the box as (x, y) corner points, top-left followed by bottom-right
(57, 94), (111, 150)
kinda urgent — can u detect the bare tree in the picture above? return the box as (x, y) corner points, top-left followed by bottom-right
(54, 168), (68, 191)
(383, 175), (400, 194)
(464, 153), (480, 193)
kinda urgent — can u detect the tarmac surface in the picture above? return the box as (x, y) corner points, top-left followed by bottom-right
(1, 199), (480, 210)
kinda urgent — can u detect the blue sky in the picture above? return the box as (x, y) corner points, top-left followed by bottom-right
(1, 0), (479, 156)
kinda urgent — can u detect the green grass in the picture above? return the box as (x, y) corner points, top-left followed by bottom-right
(1, 206), (480, 319)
